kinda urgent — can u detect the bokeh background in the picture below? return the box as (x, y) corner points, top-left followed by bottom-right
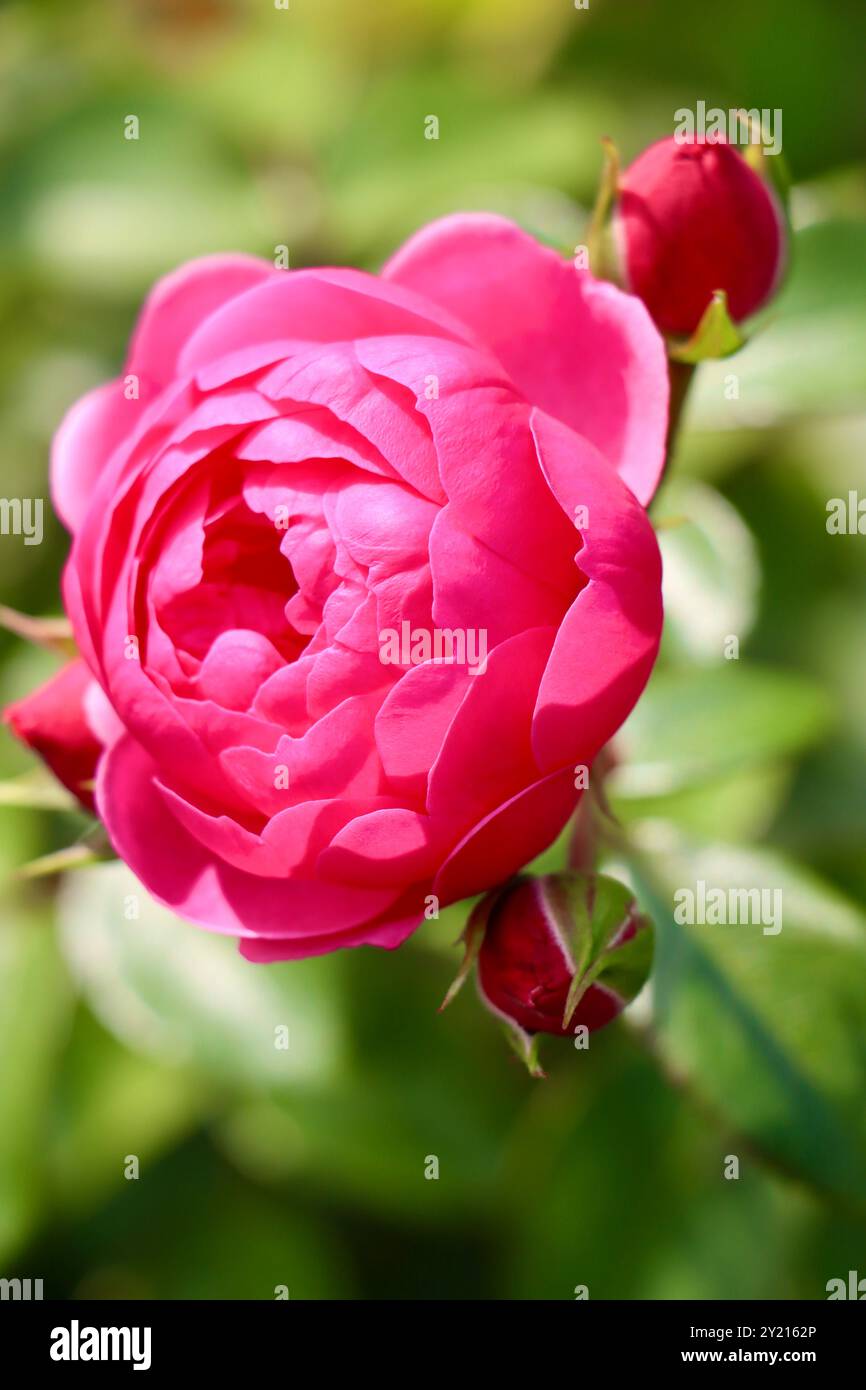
(2, 0), (866, 1300)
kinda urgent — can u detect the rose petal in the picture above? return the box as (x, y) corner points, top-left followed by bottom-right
(385, 213), (668, 504)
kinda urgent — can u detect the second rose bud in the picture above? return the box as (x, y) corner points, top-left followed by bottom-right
(613, 134), (787, 343)
(443, 871), (654, 1076)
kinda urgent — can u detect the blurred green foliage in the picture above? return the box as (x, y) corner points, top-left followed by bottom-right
(1, 0), (866, 1299)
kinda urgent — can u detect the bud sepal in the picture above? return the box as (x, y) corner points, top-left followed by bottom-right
(668, 288), (745, 364)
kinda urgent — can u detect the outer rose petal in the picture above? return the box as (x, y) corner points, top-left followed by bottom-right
(50, 252), (273, 533)
(51, 382), (132, 534)
(177, 267), (474, 378)
(238, 896), (424, 962)
(51, 255), (275, 534)
(384, 213), (669, 505)
(4, 659), (102, 812)
(530, 409), (663, 772)
(128, 253), (277, 387)
(433, 768), (579, 907)
(97, 735), (405, 942)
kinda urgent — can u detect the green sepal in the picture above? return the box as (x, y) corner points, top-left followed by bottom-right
(501, 1022), (547, 1080)
(0, 604), (76, 657)
(542, 872), (654, 1030)
(439, 889), (500, 1012)
(438, 881), (549, 1076)
(586, 136), (621, 281)
(18, 826), (115, 879)
(669, 290), (745, 364)
(734, 109), (792, 215)
(0, 770), (77, 811)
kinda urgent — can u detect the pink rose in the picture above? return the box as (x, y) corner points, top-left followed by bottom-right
(20, 215), (667, 961)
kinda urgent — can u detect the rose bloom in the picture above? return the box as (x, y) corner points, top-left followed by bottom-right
(8, 216), (667, 960)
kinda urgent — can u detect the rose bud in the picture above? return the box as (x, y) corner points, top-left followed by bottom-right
(4, 658), (101, 813)
(442, 871), (653, 1075)
(616, 135), (786, 339)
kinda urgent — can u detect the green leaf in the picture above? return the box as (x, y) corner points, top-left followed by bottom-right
(504, 1032), (817, 1299)
(614, 762), (793, 843)
(57, 862), (346, 1090)
(0, 917), (73, 1262)
(46, 1010), (207, 1214)
(626, 841), (866, 1204)
(322, 70), (616, 265)
(9, 102), (277, 296)
(654, 480), (760, 665)
(217, 1062), (514, 1225)
(612, 663), (833, 800)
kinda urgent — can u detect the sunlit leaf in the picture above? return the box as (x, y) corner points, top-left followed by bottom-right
(625, 840), (866, 1203)
(0, 918), (73, 1262)
(654, 480), (760, 665)
(57, 863), (347, 1089)
(689, 222), (866, 427)
(612, 663), (832, 799)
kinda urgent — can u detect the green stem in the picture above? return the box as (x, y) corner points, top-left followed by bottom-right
(658, 359), (696, 494)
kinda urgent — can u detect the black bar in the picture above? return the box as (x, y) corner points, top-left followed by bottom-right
(1, 1298), (861, 1375)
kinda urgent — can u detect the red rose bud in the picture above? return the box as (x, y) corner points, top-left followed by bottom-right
(4, 658), (101, 813)
(616, 135), (786, 339)
(443, 872), (653, 1075)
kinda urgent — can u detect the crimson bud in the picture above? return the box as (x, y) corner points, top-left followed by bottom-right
(616, 135), (786, 339)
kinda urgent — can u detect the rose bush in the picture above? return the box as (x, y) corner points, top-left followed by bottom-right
(8, 214), (667, 960)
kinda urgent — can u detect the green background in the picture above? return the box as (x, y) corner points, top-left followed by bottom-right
(1, 0), (866, 1300)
